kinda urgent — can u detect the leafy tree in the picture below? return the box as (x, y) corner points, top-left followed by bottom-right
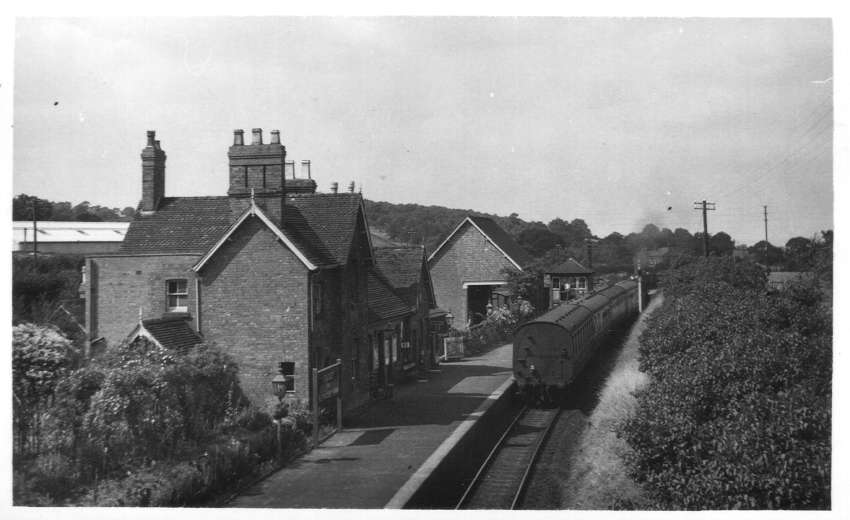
(784, 236), (815, 271)
(709, 231), (735, 256)
(748, 240), (784, 266)
(517, 227), (564, 257)
(13, 194), (53, 221)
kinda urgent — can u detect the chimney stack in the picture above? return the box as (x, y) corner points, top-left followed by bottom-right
(233, 129), (244, 146)
(285, 160), (295, 178)
(331, 182), (339, 194)
(301, 160), (311, 179)
(140, 130), (166, 213)
(270, 130), (281, 145)
(251, 128), (263, 145)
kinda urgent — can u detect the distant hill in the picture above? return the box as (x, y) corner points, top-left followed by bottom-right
(364, 199), (540, 253)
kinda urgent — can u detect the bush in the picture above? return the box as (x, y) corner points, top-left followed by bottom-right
(464, 300), (535, 354)
(12, 337), (309, 506)
(621, 258), (831, 509)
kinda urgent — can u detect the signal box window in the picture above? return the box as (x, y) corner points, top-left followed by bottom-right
(166, 279), (188, 312)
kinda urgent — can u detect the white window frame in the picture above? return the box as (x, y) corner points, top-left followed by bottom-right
(166, 279), (189, 312)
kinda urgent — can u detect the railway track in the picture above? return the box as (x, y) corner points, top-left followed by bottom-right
(456, 406), (560, 509)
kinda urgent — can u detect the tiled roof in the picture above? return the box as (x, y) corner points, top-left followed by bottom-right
(120, 193), (365, 267)
(140, 317), (203, 353)
(120, 197), (234, 254)
(374, 246), (427, 307)
(467, 216), (534, 268)
(374, 247), (422, 282)
(367, 269), (412, 323)
(285, 193), (364, 265)
(545, 257), (593, 275)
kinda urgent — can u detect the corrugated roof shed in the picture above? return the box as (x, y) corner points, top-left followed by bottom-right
(13, 221), (129, 246)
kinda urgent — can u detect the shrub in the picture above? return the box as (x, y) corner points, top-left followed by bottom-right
(621, 258), (831, 509)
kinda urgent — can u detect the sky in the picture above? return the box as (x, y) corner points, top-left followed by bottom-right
(12, 17), (834, 247)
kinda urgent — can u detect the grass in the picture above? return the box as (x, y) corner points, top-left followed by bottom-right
(560, 295), (663, 510)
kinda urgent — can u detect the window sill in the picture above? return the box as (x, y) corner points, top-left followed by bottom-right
(163, 311), (192, 319)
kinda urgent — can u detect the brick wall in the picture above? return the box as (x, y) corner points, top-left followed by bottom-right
(199, 216), (310, 408)
(87, 254), (200, 347)
(429, 222), (517, 329)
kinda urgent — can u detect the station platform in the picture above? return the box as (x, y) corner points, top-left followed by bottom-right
(226, 342), (514, 509)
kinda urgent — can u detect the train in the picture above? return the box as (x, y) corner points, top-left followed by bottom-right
(513, 280), (640, 403)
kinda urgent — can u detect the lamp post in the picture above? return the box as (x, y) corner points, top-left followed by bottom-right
(271, 362), (288, 398)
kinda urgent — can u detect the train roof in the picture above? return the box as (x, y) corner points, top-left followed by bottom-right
(517, 280), (637, 333)
(521, 302), (592, 332)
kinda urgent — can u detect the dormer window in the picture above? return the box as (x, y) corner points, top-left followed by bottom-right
(166, 279), (188, 312)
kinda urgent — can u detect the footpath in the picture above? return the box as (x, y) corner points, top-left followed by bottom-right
(227, 343), (514, 509)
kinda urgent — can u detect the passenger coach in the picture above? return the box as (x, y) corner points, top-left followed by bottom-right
(513, 280), (639, 402)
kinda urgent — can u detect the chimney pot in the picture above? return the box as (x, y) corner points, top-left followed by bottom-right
(270, 130), (281, 145)
(348, 181), (355, 193)
(154, 139), (161, 151)
(285, 160), (295, 178)
(146, 130), (156, 147)
(301, 160), (311, 179)
(331, 182), (338, 194)
(251, 128), (263, 145)
(233, 129), (244, 146)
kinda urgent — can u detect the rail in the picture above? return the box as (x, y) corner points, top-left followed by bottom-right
(455, 407), (560, 509)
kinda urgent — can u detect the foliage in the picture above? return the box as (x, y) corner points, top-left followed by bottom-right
(517, 227), (564, 257)
(747, 240), (784, 266)
(13, 323), (81, 456)
(463, 300), (535, 354)
(13, 193), (136, 222)
(13, 337), (308, 506)
(13, 254), (85, 334)
(13, 323), (79, 405)
(621, 257), (831, 509)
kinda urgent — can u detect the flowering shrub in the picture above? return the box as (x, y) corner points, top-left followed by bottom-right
(621, 257), (831, 509)
(464, 299), (535, 354)
(14, 335), (307, 506)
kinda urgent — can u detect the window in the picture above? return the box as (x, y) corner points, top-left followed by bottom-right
(166, 279), (188, 312)
(281, 362), (296, 393)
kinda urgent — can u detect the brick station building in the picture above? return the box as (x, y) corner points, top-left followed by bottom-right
(82, 128), (376, 412)
(428, 216), (533, 329)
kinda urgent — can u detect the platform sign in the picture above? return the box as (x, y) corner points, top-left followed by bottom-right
(317, 363), (340, 401)
(313, 359), (343, 448)
(442, 336), (465, 360)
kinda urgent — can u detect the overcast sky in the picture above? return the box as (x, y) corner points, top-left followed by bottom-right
(13, 17), (833, 246)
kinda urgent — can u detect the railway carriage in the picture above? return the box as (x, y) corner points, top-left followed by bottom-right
(513, 280), (639, 402)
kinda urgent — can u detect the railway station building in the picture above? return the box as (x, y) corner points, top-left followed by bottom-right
(82, 128), (383, 412)
(428, 216), (533, 329)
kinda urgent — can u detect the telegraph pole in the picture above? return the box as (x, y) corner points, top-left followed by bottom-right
(31, 200), (38, 261)
(693, 200), (716, 257)
(763, 205), (769, 245)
